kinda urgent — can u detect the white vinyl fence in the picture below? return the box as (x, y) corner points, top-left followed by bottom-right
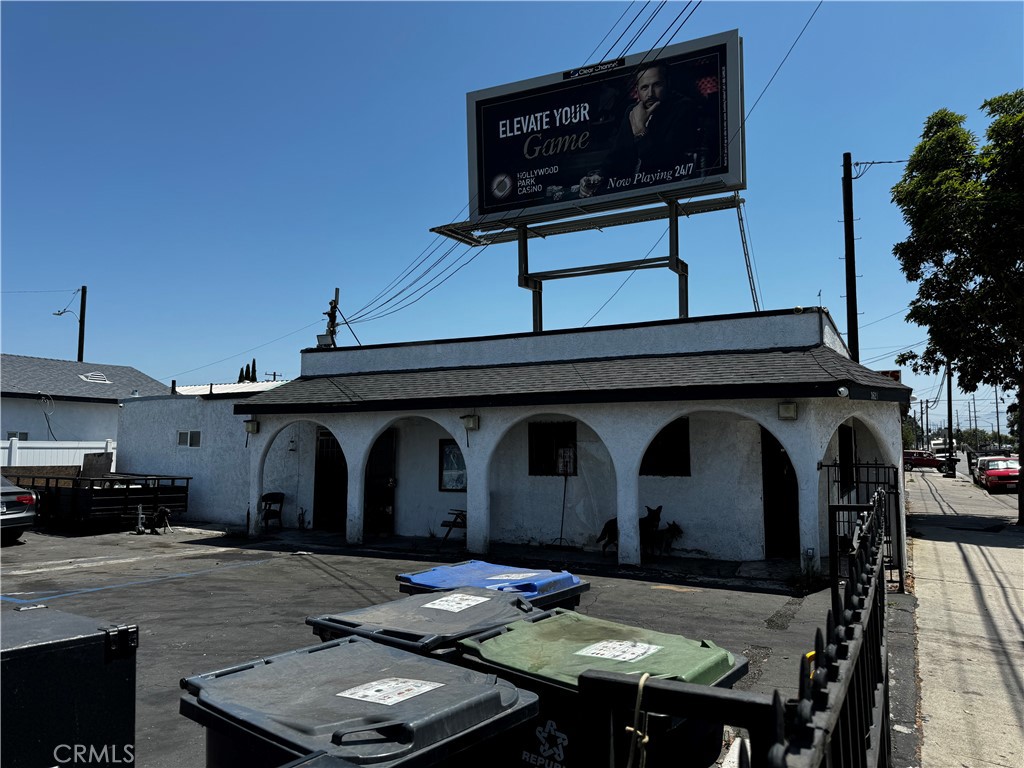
(2, 438), (117, 471)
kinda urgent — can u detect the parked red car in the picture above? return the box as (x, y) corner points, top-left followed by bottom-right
(902, 450), (948, 472)
(974, 457), (1019, 493)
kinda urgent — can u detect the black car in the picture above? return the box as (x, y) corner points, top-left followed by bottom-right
(1, 476), (37, 545)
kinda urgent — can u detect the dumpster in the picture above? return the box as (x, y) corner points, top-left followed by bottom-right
(306, 586), (536, 654)
(396, 560), (589, 610)
(179, 636), (539, 768)
(1, 605), (138, 768)
(456, 608), (748, 768)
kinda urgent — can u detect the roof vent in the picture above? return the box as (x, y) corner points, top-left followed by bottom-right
(79, 372), (112, 384)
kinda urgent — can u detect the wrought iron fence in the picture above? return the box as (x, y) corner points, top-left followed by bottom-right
(577, 489), (891, 768)
(823, 461), (903, 590)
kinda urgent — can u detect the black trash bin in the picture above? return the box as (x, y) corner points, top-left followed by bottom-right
(396, 560), (590, 610)
(179, 636), (539, 768)
(1, 605), (138, 768)
(306, 586), (536, 655)
(456, 608), (748, 768)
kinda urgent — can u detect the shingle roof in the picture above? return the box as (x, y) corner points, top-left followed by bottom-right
(235, 345), (911, 415)
(1, 354), (169, 402)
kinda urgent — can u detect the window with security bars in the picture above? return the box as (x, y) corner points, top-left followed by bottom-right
(528, 421), (577, 476)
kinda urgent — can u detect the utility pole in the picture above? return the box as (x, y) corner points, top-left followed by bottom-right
(53, 285), (87, 362)
(945, 361), (956, 477)
(842, 153), (860, 363)
(77, 286), (87, 362)
(994, 388), (1001, 447)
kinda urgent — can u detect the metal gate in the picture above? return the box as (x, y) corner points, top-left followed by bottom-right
(822, 461), (902, 591)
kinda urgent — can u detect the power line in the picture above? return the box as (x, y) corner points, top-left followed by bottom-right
(158, 319), (323, 382)
(1, 288), (81, 294)
(739, 0), (823, 132)
(580, 2), (637, 67)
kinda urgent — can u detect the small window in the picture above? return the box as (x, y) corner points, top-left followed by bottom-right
(438, 439), (467, 492)
(6, 432), (29, 441)
(528, 421), (577, 476)
(640, 418), (691, 477)
(177, 430), (201, 448)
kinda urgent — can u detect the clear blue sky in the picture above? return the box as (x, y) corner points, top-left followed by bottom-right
(2, 1), (1021, 434)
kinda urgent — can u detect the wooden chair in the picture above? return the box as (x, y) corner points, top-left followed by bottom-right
(260, 492), (284, 532)
(438, 509), (467, 549)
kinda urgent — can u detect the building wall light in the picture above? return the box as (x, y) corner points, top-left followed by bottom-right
(243, 418), (260, 434)
(778, 402), (798, 421)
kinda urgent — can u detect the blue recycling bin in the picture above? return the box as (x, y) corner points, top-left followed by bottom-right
(179, 636), (538, 768)
(396, 560), (589, 610)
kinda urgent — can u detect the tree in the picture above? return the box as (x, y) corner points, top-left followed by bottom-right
(891, 90), (1023, 522)
(237, 366), (245, 384)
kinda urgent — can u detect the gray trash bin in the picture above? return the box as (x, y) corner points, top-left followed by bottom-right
(180, 636), (538, 768)
(1, 605), (138, 768)
(306, 586), (536, 655)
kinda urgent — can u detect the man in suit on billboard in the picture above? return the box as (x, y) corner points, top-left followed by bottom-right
(580, 62), (709, 197)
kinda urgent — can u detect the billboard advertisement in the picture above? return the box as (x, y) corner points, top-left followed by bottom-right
(467, 30), (744, 226)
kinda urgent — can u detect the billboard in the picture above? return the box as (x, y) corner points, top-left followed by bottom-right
(467, 30), (744, 225)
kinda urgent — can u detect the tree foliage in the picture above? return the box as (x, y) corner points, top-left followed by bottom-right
(891, 90), (1023, 519)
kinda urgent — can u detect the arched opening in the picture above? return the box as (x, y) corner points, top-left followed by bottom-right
(260, 419), (345, 532)
(313, 427), (347, 533)
(760, 427), (799, 559)
(366, 416), (464, 540)
(639, 410), (796, 562)
(488, 413), (615, 549)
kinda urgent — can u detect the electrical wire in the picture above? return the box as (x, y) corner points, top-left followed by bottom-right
(599, 1), (653, 64)
(583, 227), (669, 327)
(579, 2), (637, 67)
(617, 2), (668, 60)
(159, 320), (323, 381)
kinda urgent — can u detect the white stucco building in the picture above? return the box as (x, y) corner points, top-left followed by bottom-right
(1, 354), (169, 470)
(215, 307), (911, 572)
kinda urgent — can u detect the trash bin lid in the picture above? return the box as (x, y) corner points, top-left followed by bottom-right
(396, 560), (585, 602)
(1, 605), (132, 655)
(180, 637), (538, 767)
(307, 586), (536, 652)
(459, 609), (737, 688)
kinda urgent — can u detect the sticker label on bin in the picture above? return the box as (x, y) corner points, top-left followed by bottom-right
(575, 640), (663, 662)
(485, 573), (540, 580)
(422, 593), (491, 612)
(336, 678), (444, 705)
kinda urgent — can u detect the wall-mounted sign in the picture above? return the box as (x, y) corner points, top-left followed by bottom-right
(466, 30), (744, 225)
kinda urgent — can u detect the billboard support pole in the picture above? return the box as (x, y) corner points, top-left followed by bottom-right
(667, 201), (688, 318)
(517, 225), (543, 332)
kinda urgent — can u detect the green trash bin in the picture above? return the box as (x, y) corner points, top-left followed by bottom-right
(457, 609), (748, 768)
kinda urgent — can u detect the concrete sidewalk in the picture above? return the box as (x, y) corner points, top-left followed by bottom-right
(903, 465), (1023, 768)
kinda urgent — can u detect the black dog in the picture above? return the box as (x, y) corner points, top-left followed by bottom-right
(648, 520), (683, 556)
(149, 507), (173, 535)
(596, 505), (662, 554)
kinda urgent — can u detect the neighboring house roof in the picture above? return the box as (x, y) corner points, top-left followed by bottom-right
(235, 345), (911, 415)
(1, 354), (169, 403)
(176, 381), (288, 399)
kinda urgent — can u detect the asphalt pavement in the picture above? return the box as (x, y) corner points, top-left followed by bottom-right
(0, 495), (931, 767)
